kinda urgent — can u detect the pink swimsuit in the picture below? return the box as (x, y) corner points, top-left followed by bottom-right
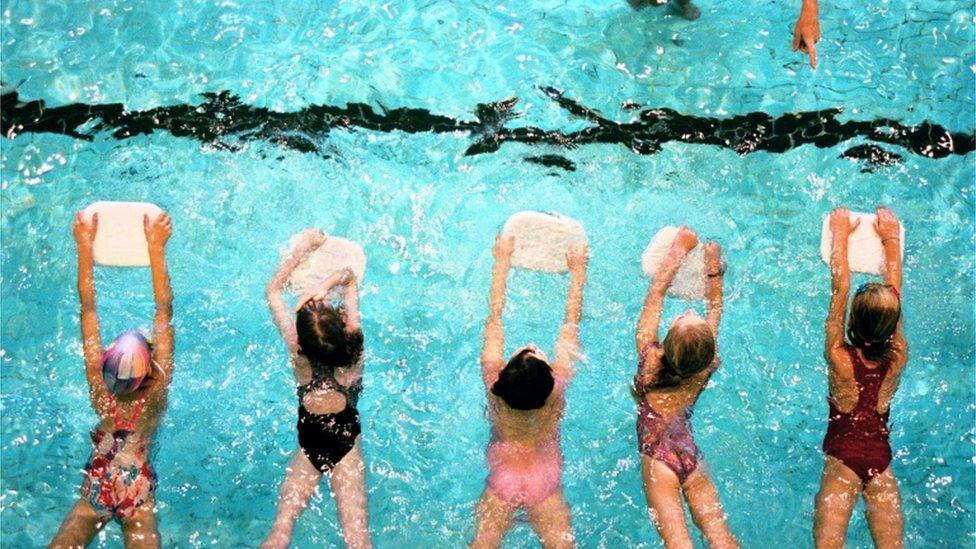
(485, 378), (566, 508)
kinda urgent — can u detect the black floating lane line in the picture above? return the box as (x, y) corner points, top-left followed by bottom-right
(840, 144), (904, 173)
(524, 154), (577, 172)
(1, 90), (973, 162)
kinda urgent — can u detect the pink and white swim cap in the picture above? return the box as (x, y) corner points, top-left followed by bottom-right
(101, 330), (151, 395)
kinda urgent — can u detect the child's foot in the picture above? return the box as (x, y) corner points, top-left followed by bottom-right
(676, 0), (700, 20)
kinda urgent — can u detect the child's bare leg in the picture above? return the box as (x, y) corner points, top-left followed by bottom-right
(814, 456), (861, 549)
(674, 0), (700, 20)
(120, 503), (161, 549)
(863, 467), (904, 549)
(49, 499), (106, 548)
(470, 488), (515, 549)
(682, 463), (738, 549)
(260, 449), (323, 549)
(328, 439), (372, 549)
(526, 491), (574, 549)
(640, 456), (693, 549)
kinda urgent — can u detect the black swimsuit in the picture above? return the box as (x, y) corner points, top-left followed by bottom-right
(297, 366), (363, 473)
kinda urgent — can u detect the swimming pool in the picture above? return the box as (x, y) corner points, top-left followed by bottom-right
(1, 0), (973, 546)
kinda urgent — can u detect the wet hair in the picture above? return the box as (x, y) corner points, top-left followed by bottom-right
(296, 300), (363, 371)
(847, 283), (901, 363)
(654, 319), (716, 388)
(491, 348), (555, 410)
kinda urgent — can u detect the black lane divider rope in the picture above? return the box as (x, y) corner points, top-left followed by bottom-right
(2, 88), (972, 173)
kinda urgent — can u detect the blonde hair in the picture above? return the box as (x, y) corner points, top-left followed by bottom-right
(847, 283), (901, 362)
(656, 320), (716, 387)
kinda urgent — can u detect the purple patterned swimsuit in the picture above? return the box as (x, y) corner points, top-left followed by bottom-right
(634, 343), (701, 484)
(636, 398), (700, 484)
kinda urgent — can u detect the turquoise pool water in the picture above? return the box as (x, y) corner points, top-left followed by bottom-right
(1, 0), (973, 547)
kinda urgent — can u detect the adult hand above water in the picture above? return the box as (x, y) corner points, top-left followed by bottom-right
(792, 0), (821, 68)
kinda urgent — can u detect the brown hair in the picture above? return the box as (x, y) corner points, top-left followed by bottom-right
(654, 320), (716, 388)
(847, 283), (900, 363)
(296, 300), (363, 370)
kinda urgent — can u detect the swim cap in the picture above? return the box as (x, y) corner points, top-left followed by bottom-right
(101, 330), (151, 395)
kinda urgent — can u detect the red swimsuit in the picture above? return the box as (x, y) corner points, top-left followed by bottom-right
(82, 398), (157, 520)
(822, 346), (892, 486)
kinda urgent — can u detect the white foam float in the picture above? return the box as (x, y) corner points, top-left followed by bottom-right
(83, 201), (164, 267)
(285, 234), (367, 295)
(641, 226), (706, 300)
(500, 211), (588, 273)
(819, 212), (905, 274)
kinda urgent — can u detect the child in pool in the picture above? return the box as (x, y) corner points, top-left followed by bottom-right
(262, 229), (372, 549)
(633, 227), (738, 549)
(471, 234), (587, 549)
(814, 207), (906, 548)
(50, 211), (175, 549)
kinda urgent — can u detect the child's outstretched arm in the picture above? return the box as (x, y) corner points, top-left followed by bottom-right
(340, 269), (362, 334)
(703, 241), (725, 351)
(481, 234), (514, 386)
(636, 227), (698, 355)
(875, 206), (907, 361)
(265, 229), (327, 355)
(552, 245), (588, 381)
(73, 211), (108, 415)
(875, 207), (902, 293)
(294, 270), (347, 311)
(144, 213), (175, 391)
(825, 208), (857, 369)
(338, 269), (365, 383)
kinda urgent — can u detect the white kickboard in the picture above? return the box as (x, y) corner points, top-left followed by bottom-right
(83, 201), (163, 267)
(285, 235), (367, 295)
(500, 211), (588, 273)
(641, 226), (706, 300)
(819, 212), (905, 274)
